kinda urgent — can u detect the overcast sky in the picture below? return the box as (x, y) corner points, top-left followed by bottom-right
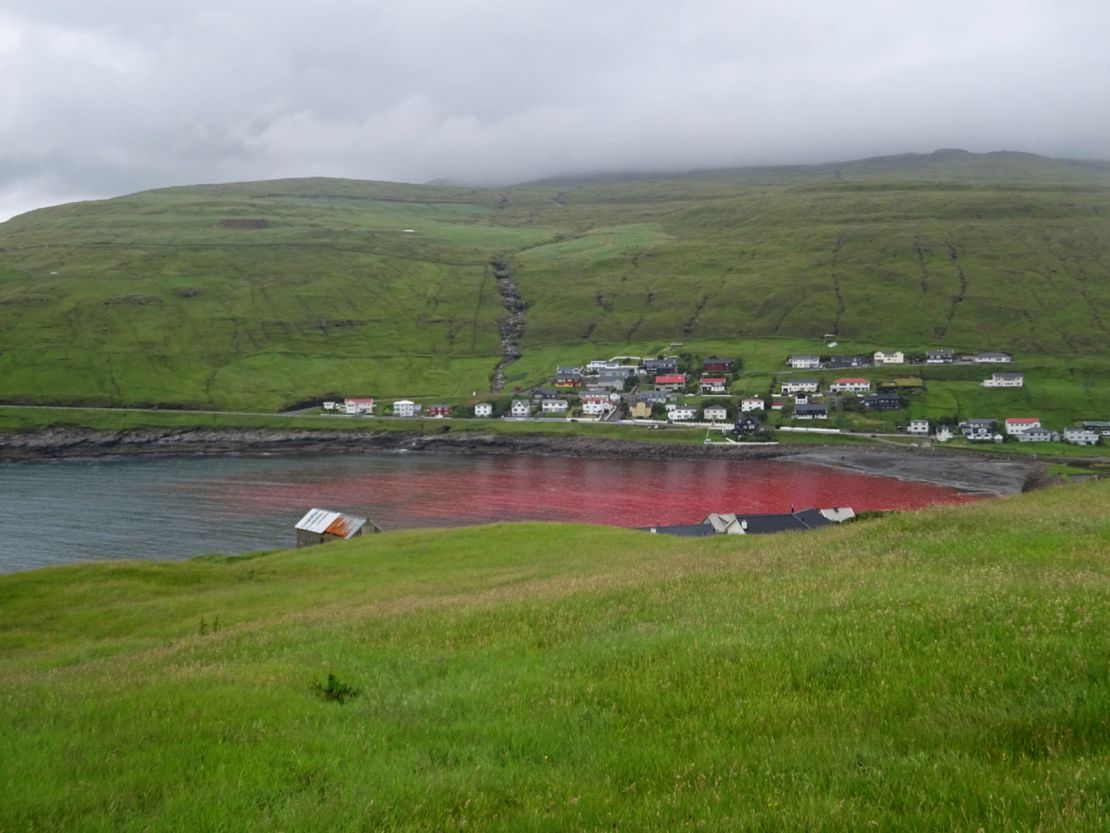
(2, 0), (1108, 218)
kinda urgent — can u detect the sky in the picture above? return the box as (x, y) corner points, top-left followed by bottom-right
(2, 0), (1109, 219)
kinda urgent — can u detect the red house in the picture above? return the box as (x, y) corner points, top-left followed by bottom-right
(654, 373), (687, 392)
(427, 403), (452, 418)
(703, 357), (734, 373)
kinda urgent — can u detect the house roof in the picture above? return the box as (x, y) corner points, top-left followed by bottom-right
(700, 377), (727, 384)
(1006, 417), (1041, 424)
(832, 377), (869, 384)
(295, 508), (371, 538)
(992, 372), (1024, 379)
(655, 374), (686, 384)
(643, 524), (717, 537)
(707, 509), (833, 535)
(393, 399), (414, 406)
(345, 397), (375, 404)
(794, 403), (828, 414)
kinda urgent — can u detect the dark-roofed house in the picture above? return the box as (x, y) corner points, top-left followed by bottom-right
(643, 357), (678, 373)
(1081, 420), (1110, 436)
(554, 367), (584, 388)
(862, 393), (901, 411)
(644, 523), (717, 537)
(734, 415), (762, 434)
(295, 508), (380, 547)
(826, 354), (871, 369)
(961, 419), (997, 441)
(926, 349), (954, 364)
(703, 356), (735, 373)
(793, 403), (828, 420)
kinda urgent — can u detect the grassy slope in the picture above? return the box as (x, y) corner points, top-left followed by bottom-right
(1, 481), (1108, 831)
(0, 151), (1108, 421)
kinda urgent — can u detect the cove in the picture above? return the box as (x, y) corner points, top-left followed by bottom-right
(0, 451), (974, 573)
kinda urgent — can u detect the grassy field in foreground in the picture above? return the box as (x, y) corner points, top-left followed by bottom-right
(1, 481), (1108, 831)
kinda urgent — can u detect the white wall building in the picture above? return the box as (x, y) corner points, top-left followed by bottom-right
(1004, 417), (1042, 435)
(541, 398), (569, 414)
(873, 350), (905, 365)
(781, 379), (820, 394)
(668, 406), (697, 421)
(788, 355), (822, 369)
(741, 397), (765, 412)
(510, 400), (531, 418)
(906, 419), (930, 435)
(703, 405), (728, 421)
(829, 378), (871, 394)
(474, 403), (493, 418)
(982, 372), (1024, 388)
(344, 398), (375, 415)
(1063, 428), (1100, 446)
(581, 396), (614, 416)
(392, 400), (415, 417)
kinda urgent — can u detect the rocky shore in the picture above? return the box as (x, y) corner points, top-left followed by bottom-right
(0, 426), (1041, 495)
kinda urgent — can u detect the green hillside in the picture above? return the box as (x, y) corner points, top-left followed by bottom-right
(1, 150), (1108, 413)
(1, 481), (1108, 830)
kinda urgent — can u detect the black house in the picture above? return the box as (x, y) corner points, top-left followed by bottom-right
(826, 354), (871, 369)
(734, 415), (762, 434)
(642, 357), (678, 373)
(862, 393), (902, 411)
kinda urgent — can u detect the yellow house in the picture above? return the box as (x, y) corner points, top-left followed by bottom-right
(630, 400), (653, 419)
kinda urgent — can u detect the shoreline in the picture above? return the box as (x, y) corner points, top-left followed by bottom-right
(0, 426), (1037, 495)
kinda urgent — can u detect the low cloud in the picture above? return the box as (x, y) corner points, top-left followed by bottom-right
(2, 1), (1108, 218)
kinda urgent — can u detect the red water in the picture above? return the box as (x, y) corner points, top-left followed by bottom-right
(211, 453), (976, 530)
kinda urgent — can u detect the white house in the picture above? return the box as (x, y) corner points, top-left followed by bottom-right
(322, 401), (338, 411)
(828, 377), (871, 394)
(392, 399), (415, 417)
(668, 406), (697, 421)
(982, 372), (1024, 388)
(703, 405), (728, 422)
(510, 399), (531, 418)
(699, 377), (728, 394)
(906, 419), (930, 435)
(973, 352), (1013, 363)
(541, 398), (569, 414)
(1017, 428), (1059, 443)
(741, 397), (765, 412)
(935, 425), (953, 442)
(1004, 417), (1042, 435)
(581, 395), (614, 416)
(344, 397), (375, 415)
(781, 379), (820, 394)
(1063, 428), (1100, 446)
(788, 355), (822, 369)
(926, 349), (954, 364)
(474, 403), (494, 418)
(873, 350), (905, 365)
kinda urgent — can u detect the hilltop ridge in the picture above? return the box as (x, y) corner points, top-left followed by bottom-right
(0, 150), (1108, 418)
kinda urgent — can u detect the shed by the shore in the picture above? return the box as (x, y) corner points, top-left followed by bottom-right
(294, 508), (381, 548)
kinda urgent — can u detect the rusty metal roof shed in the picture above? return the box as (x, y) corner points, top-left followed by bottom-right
(295, 508), (371, 539)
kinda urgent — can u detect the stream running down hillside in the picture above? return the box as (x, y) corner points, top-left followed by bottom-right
(488, 256), (526, 393)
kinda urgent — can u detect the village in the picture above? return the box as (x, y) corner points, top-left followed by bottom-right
(321, 347), (1106, 449)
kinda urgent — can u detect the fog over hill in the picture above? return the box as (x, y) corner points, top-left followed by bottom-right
(2, 1), (1109, 219)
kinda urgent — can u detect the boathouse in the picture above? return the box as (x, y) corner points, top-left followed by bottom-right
(294, 508), (380, 548)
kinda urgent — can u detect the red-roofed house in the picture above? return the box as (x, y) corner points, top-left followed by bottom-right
(427, 403), (452, 418)
(344, 397), (376, 415)
(699, 376), (728, 393)
(828, 378), (871, 395)
(655, 373), (687, 392)
(1004, 417), (1041, 435)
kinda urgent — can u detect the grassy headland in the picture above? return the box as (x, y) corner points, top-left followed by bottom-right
(1, 480), (1108, 830)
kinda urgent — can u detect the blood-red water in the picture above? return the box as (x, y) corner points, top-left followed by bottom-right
(211, 453), (976, 530)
